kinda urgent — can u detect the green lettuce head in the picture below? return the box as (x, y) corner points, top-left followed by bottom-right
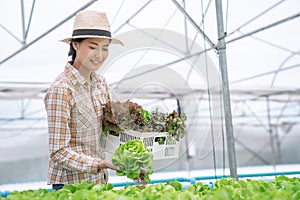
(112, 140), (154, 182)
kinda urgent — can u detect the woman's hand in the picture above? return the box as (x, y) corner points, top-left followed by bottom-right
(98, 159), (120, 171)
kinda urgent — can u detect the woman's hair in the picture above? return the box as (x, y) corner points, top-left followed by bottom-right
(68, 38), (86, 62)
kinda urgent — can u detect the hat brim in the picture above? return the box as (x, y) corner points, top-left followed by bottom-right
(60, 35), (123, 46)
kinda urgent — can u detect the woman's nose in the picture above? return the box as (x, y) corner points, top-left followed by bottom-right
(94, 48), (104, 59)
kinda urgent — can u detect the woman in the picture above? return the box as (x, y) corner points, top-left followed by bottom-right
(44, 10), (123, 190)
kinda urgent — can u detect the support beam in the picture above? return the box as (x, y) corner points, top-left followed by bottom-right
(266, 96), (277, 170)
(215, 0), (238, 179)
(0, 0), (98, 65)
(171, 0), (216, 49)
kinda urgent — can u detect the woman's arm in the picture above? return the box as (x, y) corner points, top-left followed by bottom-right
(45, 86), (102, 174)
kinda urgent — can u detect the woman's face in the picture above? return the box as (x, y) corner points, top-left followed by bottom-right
(73, 38), (110, 72)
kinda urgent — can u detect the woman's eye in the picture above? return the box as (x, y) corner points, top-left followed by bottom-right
(89, 46), (96, 50)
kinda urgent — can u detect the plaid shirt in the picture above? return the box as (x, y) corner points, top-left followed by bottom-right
(44, 62), (113, 185)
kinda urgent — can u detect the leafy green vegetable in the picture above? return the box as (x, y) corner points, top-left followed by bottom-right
(143, 110), (152, 124)
(155, 137), (165, 145)
(165, 111), (187, 141)
(102, 101), (149, 136)
(166, 180), (182, 191)
(71, 189), (97, 200)
(102, 101), (187, 141)
(3, 176), (300, 199)
(112, 140), (154, 182)
(92, 183), (113, 193)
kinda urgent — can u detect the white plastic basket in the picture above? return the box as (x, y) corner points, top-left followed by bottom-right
(101, 130), (180, 160)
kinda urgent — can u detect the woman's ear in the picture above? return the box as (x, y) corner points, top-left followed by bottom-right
(72, 42), (79, 51)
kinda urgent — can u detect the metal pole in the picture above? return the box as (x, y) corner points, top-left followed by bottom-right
(171, 0), (216, 49)
(215, 0), (238, 179)
(266, 96), (277, 170)
(20, 0), (26, 45)
(177, 98), (191, 177)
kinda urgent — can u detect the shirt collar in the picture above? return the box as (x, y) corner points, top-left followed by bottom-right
(65, 62), (104, 86)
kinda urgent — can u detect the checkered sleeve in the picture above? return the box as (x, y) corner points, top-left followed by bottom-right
(44, 86), (99, 174)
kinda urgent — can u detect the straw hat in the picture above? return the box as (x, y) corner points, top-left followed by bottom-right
(61, 10), (123, 45)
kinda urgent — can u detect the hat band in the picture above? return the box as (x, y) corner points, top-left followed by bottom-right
(72, 29), (112, 38)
